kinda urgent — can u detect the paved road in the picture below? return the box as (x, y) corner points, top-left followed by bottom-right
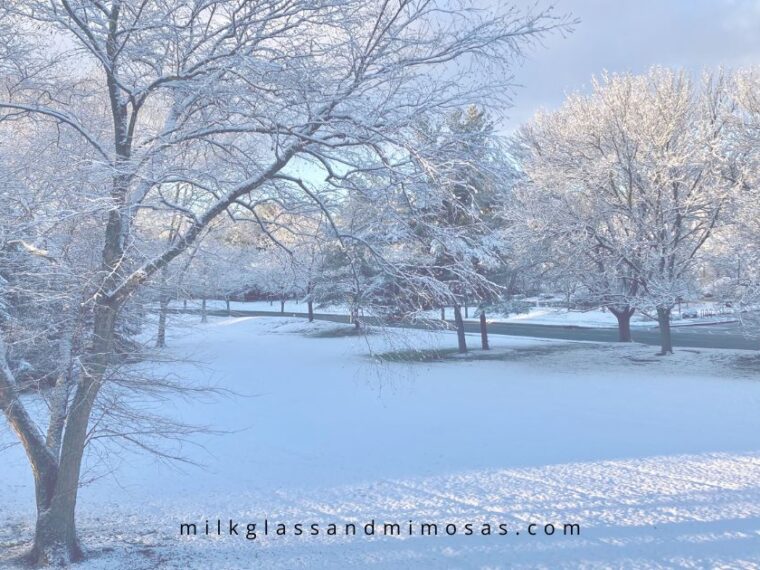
(171, 308), (759, 351)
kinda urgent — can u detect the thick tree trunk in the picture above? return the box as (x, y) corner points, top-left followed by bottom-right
(351, 307), (360, 329)
(225, 297), (231, 316)
(201, 298), (208, 323)
(480, 311), (489, 350)
(657, 306), (673, 355)
(308, 300), (314, 322)
(464, 301), (468, 319)
(0, 340), (73, 566)
(30, 484), (83, 566)
(440, 307), (445, 321)
(454, 304), (467, 353)
(28, 301), (117, 565)
(280, 299), (285, 314)
(609, 306), (634, 342)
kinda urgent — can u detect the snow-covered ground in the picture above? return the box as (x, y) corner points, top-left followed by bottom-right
(2, 317), (759, 568)
(180, 299), (346, 315)
(171, 298), (741, 329)
(479, 305), (738, 328)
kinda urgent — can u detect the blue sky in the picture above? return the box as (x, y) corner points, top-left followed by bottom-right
(503, 0), (760, 130)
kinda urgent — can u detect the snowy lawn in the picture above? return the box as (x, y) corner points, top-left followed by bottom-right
(1, 317), (759, 568)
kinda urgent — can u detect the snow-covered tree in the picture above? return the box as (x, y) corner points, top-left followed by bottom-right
(729, 67), (760, 313)
(512, 68), (737, 353)
(408, 106), (510, 351)
(0, 2), (571, 560)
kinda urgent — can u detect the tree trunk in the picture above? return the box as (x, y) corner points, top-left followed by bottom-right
(226, 297), (231, 316)
(440, 307), (445, 321)
(657, 306), (673, 355)
(464, 301), (468, 319)
(156, 267), (169, 348)
(46, 329), (76, 455)
(280, 299), (285, 314)
(453, 304), (467, 353)
(308, 300), (314, 322)
(480, 311), (489, 350)
(182, 298), (187, 310)
(0, 340), (76, 566)
(351, 307), (360, 329)
(201, 297), (208, 323)
(28, 301), (117, 565)
(156, 297), (168, 347)
(609, 306), (634, 342)
(29, 481), (83, 566)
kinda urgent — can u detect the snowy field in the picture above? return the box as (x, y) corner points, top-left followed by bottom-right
(2, 316), (760, 568)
